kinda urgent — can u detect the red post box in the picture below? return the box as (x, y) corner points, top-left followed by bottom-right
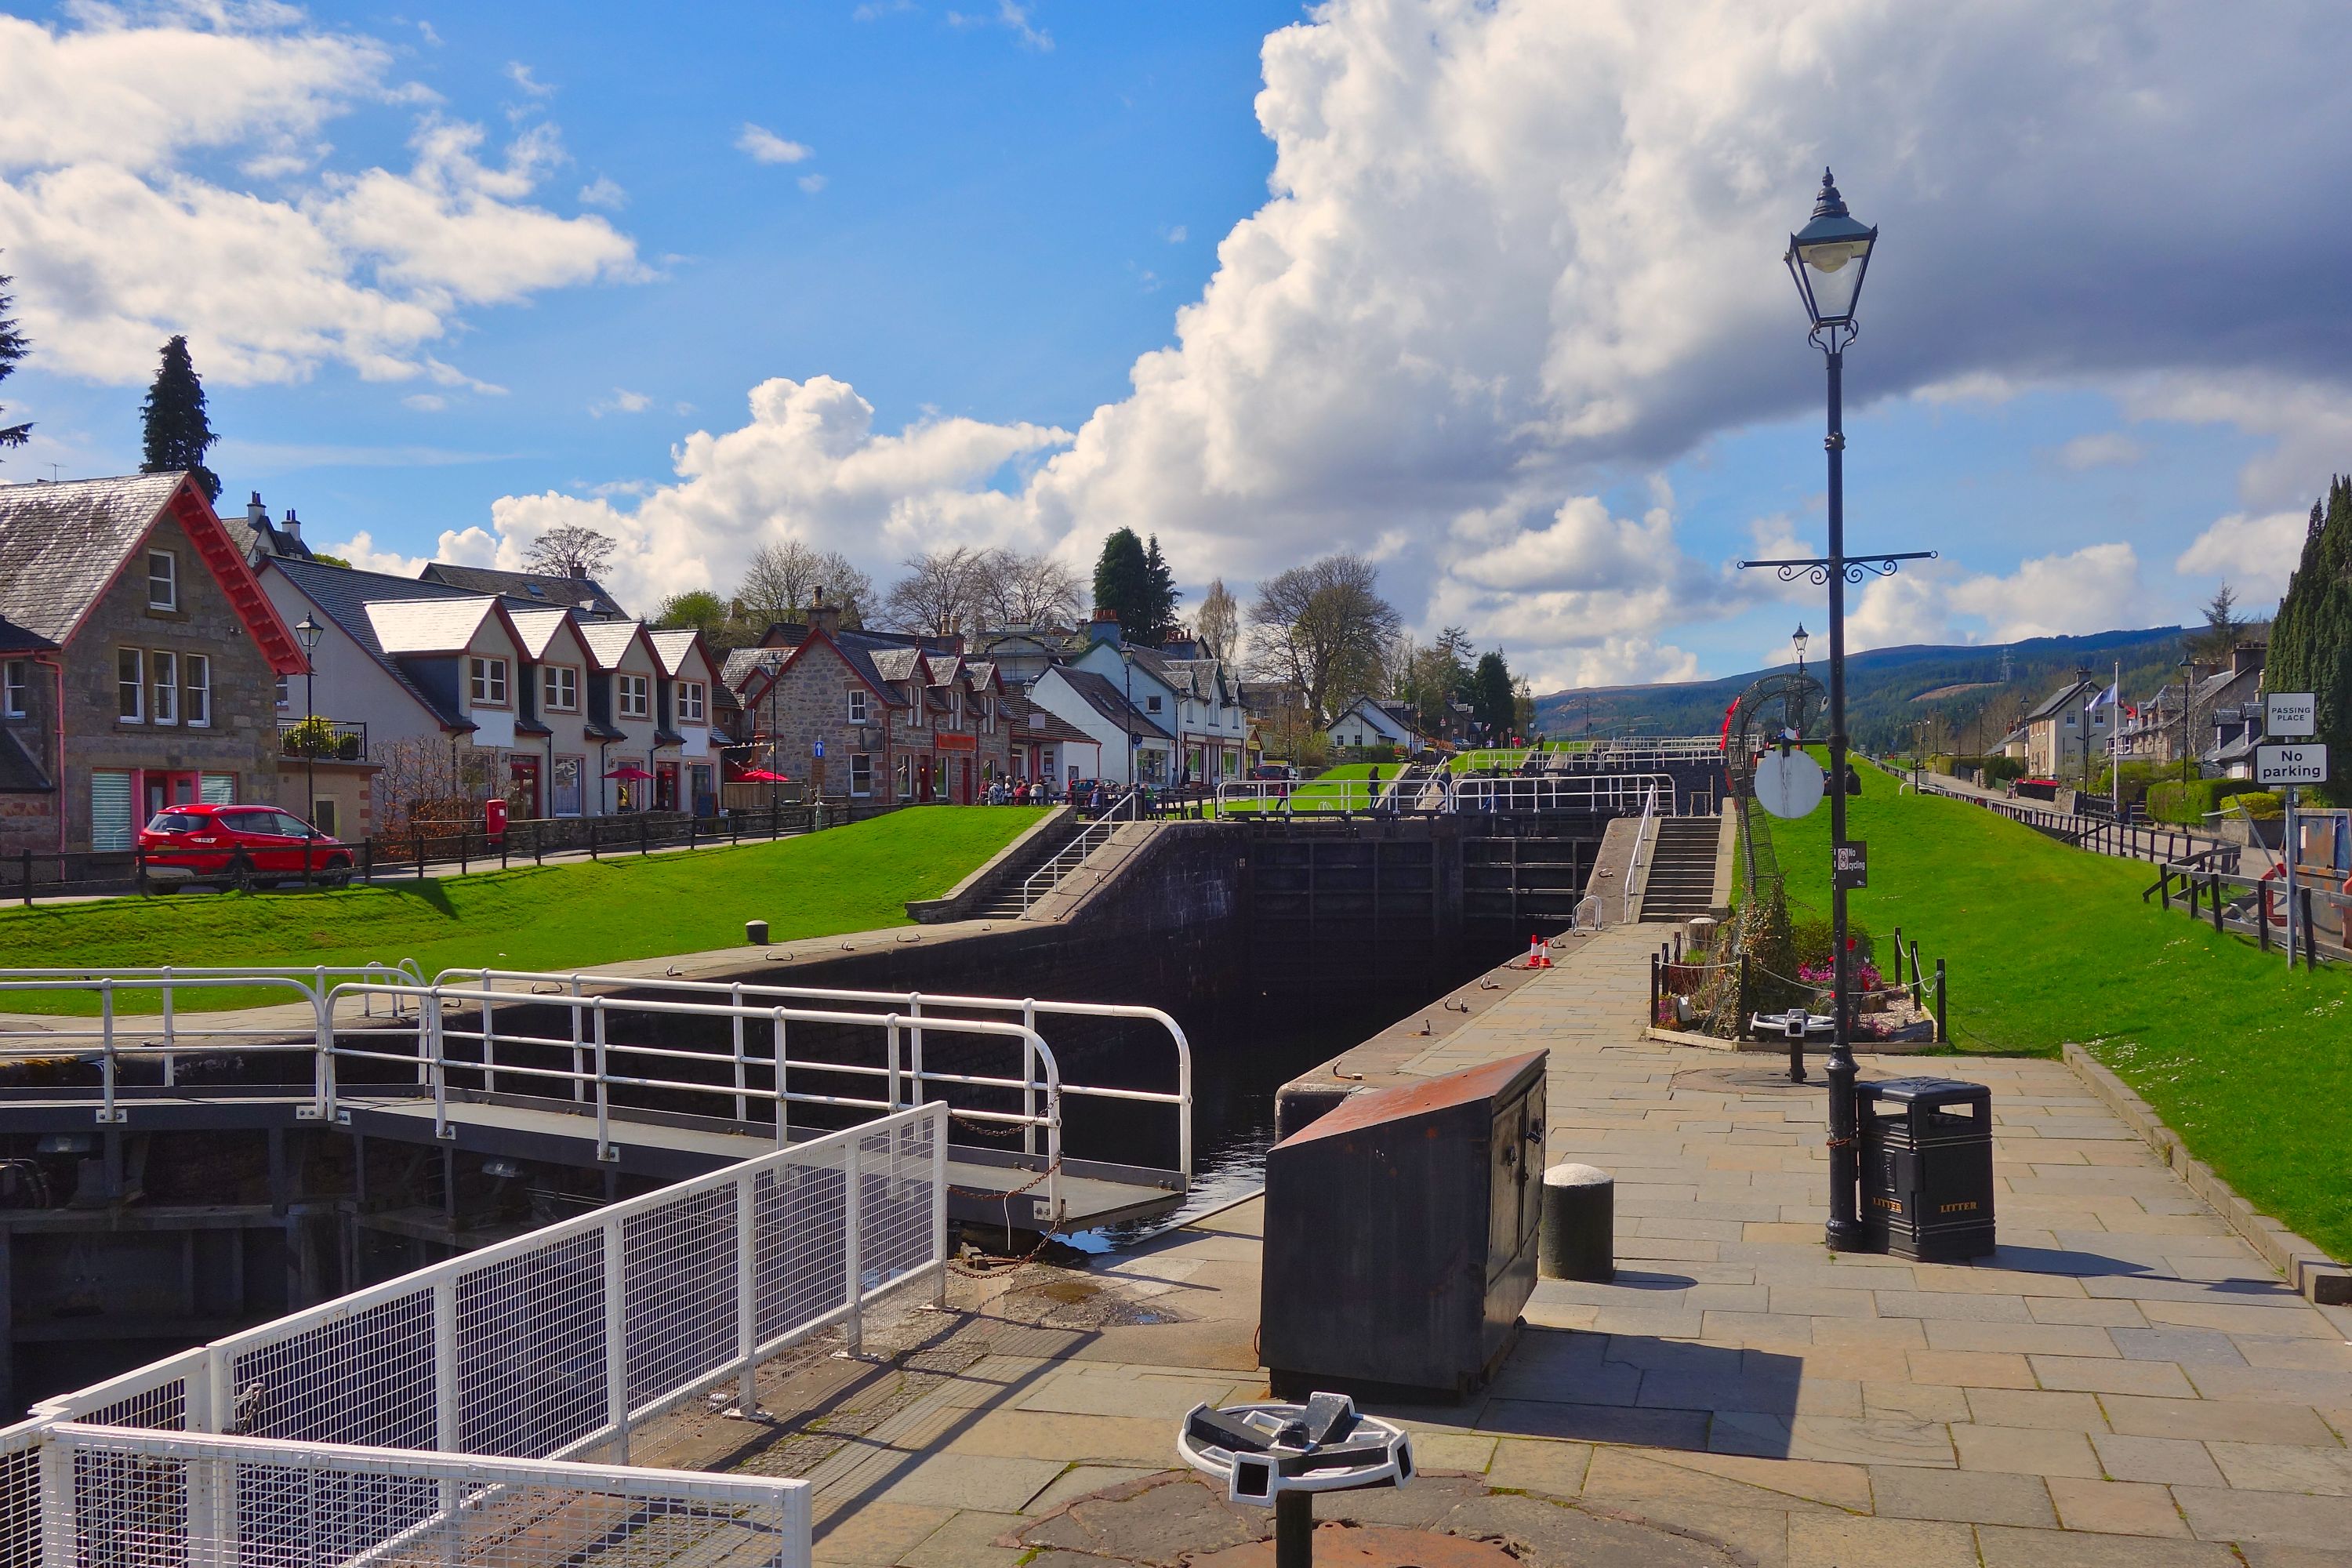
(484, 797), (508, 843)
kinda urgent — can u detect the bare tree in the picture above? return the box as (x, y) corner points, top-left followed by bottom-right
(1247, 554), (1402, 725)
(1196, 578), (1240, 666)
(734, 540), (873, 630)
(524, 524), (616, 581)
(974, 549), (1084, 628)
(880, 546), (990, 637)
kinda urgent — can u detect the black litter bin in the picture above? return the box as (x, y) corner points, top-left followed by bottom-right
(1260, 1051), (1547, 1403)
(1857, 1077), (1995, 1261)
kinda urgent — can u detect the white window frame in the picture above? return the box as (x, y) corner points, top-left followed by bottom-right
(147, 550), (177, 610)
(950, 690), (964, 730)
(150, 650), (178, 725)
(618, 672), (651, 720)
(907, 684), (923, 728)
(543, 665), (580, 713)
(274, 673), (290, 712)
(850, 753), (873, 797)
(2, 660), (25, 718)
(184, 654), (210, 728)
(848, 688), (869, 724)
(1146, 694), (1163, 713)
(118, 649), (144, 722)
(679, 681), (706, 724)
(469, 656), (510, 707)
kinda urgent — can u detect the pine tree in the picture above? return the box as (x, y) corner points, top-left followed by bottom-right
(1141, 535), (1179, 644)
(0, 261), (29, 456)
(1470, 650), (1516, 740)
(2267, 476), (2352, 802)
(139, 335), (220, 502)
(1091, 528), (1154, 637)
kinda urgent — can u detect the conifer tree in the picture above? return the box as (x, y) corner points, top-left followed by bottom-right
(1141, 535), (1180, 643)
(0, 262), (29, 456)
(140, 335), (220, 502)
(1091, 528), (1153, 636)
(2267, 475), (2352, 801)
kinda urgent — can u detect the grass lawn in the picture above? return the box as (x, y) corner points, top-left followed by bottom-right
(1765, 758), (2352, 1261)
(0, 808), (1047, 1014)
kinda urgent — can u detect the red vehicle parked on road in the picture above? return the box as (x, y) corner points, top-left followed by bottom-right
(136, 803), (356, 891)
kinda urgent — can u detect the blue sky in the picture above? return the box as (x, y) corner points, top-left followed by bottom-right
(2, 2), (2346, 690)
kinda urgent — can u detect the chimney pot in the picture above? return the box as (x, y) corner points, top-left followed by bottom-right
(281, 507), (301, 543)
(248, 492), (268, 527)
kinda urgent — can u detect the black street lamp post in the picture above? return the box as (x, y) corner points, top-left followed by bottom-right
(1740, 171), (1935, 1254)
(295, 615), (324, 880)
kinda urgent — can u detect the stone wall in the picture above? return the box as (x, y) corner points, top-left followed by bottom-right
(57, 511), (280, 851)
(759, 641), (900, 804)
(0, 651), (60, 856)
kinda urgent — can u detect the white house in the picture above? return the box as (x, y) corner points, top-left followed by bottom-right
(1324, 695), (1424, 753)
(649, 628), (720, 814)
(1068, 619), (1248, 786)
(1027, 664), (1172, 788)
(576, 619), (666, 815)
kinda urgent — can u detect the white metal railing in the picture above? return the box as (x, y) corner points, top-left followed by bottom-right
(1211, 776), (1424, 815)
(434, 969), (1194, 1178)
(1023, 810), (1131, 911)
(1624, 781), (1662, 924)
(4, 1100), (942, 1567)
(1454, 772), (1676, 816)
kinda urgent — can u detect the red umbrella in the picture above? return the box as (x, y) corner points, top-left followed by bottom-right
(737, 768), (792, 782)
(604, 764), (657, 782)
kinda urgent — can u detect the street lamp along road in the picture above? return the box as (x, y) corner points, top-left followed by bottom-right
(295, 614), (324, 883)
(1738, 170), (1936, 1255)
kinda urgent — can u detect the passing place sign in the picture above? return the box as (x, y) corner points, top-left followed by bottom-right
(2255, 742), (2328, 786)
(2266, 692), (2317, 738)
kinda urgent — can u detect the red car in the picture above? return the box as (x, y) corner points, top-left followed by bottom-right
(136, 803), (356, 891)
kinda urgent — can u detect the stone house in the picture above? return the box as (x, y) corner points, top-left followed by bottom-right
(2023, 678), (2112, 782)
(0, 474), (306, 855)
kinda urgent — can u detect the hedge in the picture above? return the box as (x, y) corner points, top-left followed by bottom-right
(2145, 778), (2263, 825)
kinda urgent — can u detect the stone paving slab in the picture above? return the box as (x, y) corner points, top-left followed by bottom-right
(716, 922), (2352, 1564)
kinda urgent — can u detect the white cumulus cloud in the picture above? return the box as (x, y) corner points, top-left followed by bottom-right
(0, 6), (640, 387)
(736, 125), (812, 165)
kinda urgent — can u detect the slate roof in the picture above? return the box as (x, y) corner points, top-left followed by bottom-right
(365, 597), (498, 655)
(1007, 694), (1094, 746)
(418, 562), (628, 619)
(722, 647), (786, 691)
(1048, 667), (1174, 742)
(575, 619), (648, 672)
(506, 607), (579, 661)
(268, 555), (491, 731)
(647, 630), (707, 681)
(0, 474), (188, 644)
(2024, 681), (2100, 724)
(0, 614), (56, 654)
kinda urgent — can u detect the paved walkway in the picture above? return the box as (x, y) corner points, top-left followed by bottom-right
(752, 923), (2352, 1566)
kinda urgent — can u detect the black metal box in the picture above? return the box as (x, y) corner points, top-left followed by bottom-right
(1857, 1076), (1995, 1261)
(1260, 1051), (1546, 1403)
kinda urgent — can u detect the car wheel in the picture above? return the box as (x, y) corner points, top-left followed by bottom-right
(322, 858), (353, 890)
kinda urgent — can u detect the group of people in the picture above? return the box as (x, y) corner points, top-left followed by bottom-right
(982, 775), (1081, 806)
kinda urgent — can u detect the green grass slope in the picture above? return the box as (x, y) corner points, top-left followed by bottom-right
(0, 808), (1046, 1013)
(1765, 762), (2351, 1261)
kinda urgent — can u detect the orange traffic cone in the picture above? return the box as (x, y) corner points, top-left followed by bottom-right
(1527, 933), (1553, 969)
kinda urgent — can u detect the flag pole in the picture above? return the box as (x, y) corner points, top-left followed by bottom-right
(2112, 659), (2122, 821)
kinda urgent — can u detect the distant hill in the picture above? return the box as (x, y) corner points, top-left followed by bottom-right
(1534, 626), (2198, 753)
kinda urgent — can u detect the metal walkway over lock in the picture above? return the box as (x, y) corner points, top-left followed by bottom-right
(0, 967), (1195, 1235)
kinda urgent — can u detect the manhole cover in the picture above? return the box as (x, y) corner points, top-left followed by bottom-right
(1670, 1065), (1823, 1095)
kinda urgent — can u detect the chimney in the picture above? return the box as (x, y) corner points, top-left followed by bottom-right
(1087, 607), (1123, 648)
(280, 507), (302, 544)
(2232, 641), (2265, 680)
(247, 492), (267, 530)
(809, 584), (841, 639)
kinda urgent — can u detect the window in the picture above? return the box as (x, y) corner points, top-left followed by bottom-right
(849, 688), (869, 724)
(274, 673), (290, 712)
(92, 771), (133, 851)
(312, 798), (338, 837)
(469, 656), (509, 706)
(895, 755), (913, 798)
(151, 651), (179, 725)
(618, 673), (650, 719)
(118, 649), (144, 721)
(543, 666), (579, 713)
(983, 696), (996, 734)
(850, 753), (873, 797)
(147, 550), (177, 610)
(1146, 695), (1163, 713)
(678, 681), (706, 723)
(2, 660), (25, 717)
(199, 774), (234, 805)
(184, 655), (210, 728)
(907, 684), (923, 727)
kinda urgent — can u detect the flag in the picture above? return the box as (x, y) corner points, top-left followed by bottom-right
(2085, 681), (2119, 711)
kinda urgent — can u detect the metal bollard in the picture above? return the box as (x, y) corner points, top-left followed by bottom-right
(746, 919), (768, 946)
(1539, 1163), (1614, 1282)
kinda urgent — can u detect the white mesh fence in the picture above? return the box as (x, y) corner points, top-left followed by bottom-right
(15, 1102), (942, 1565)
(41, 1423), (807, 1568)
